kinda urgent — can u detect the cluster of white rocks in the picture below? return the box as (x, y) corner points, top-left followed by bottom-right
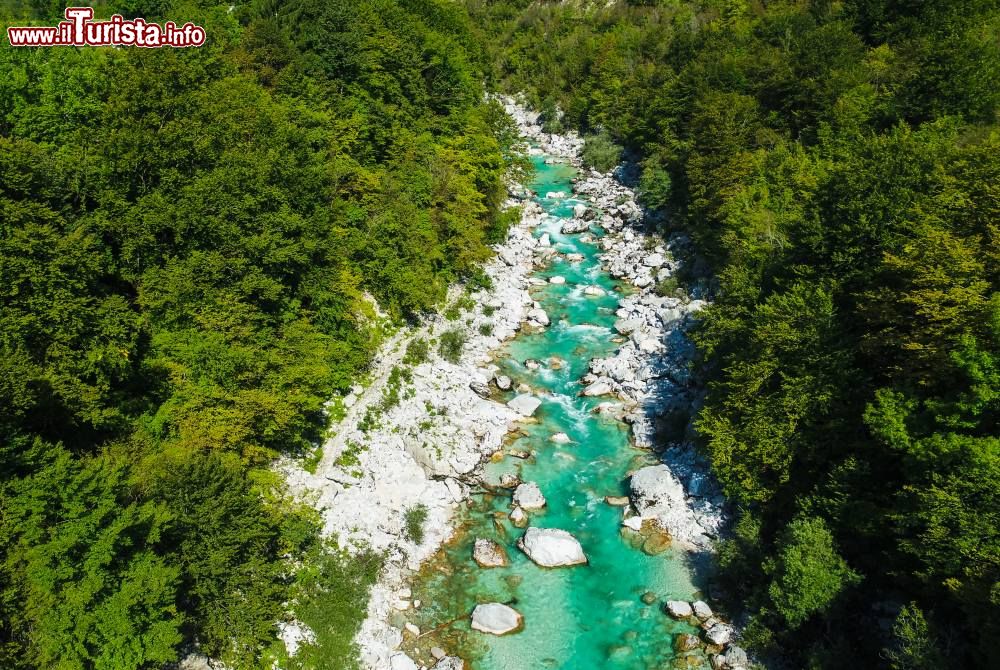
(549, 162), (727, 553)
(665, 601), (748, 669)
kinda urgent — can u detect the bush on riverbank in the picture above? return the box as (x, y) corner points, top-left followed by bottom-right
(438, 329), (467, 364)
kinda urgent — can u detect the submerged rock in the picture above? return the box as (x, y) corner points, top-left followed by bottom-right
(471, 603), (523, 635)
(509, 506), (529, 528)
(517, 527), (588, 567)
(674, 633), (702, 653)
(550, 432), (572, 444)
(473, 538), (509, 568)
(433, 657), (466, 670)
(499, 472), (521, 489)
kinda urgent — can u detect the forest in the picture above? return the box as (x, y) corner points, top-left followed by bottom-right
(0, 0), (522, 667)
(462, 0), (1000, 667)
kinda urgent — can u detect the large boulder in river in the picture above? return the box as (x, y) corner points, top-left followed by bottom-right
(705, 623), (734, 646)
(517, 527), (588, 567)
(582, 380), (614, 397)
(629, 464), (709, 547)
(665, 600), (694, 619)
(527, 308), (550, 327)
(507, 394), (541, 417)
(473, 538), (509, 568)
(561, 218), (590, 234)
(513, 482), (546, 510)
(471, 603), (523, 635)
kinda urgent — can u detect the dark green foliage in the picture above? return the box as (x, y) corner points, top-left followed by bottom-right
(581, 131), (623, 172)
(437, 328), (466, 363)
(0, 0), (516, 665)
(465, 0), (1000, 666)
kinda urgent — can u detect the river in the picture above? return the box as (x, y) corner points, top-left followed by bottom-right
(399, 152), (709, 669)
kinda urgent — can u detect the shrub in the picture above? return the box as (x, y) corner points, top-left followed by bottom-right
(404, 504), (428, 544)
(655, 276), (679, 296)
(768, 517), (860, 628)
(582, 130), (623, 172)
(478, 322), (493, 336)
(437, 329), (466, 363)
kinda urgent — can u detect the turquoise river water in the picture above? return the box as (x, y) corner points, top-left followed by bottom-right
(403, 155), (704, 669)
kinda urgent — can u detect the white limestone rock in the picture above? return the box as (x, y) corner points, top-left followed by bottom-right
(507, 394), (541, 417)
(517, 527), (588, 567)
(471, 603), (523, 635)
(706, 623), (734, 646)
(582, 380), (614, 397)
(630, 464), (711, 549)
(666, 600), (694, 619)
(390, 652), (419, 670)
(527, 308), (550, 327)
(693, 600), (713, 621)
(513, 482), (546, 510)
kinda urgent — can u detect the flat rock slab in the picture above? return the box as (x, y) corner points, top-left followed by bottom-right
(471, 603), (523, 635)
(507, 394), (541, 417)
(518, 527), (588, 567)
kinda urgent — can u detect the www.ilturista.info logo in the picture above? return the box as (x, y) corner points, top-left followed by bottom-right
(7, 7), (205, 47)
